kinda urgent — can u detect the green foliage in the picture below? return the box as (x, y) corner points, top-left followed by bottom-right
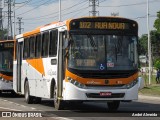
(139, 30), (160, 65)
(0, 29), (7, 40)
(150, 30), (160, 63)
(139, 34), (148, 55)
(154, 11), (160, 33)
(154, 60), (160, 69)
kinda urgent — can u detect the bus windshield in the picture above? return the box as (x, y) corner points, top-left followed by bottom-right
(0, 49), (13, 72)
(68, 34), (138, 71)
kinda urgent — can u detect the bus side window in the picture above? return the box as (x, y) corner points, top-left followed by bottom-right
(42, 31), (49, 57)
(23, 38), (28, 59)
(49, 30), (58, 57)
(30, 36), (35, 58)
(35, 34), (41, 58)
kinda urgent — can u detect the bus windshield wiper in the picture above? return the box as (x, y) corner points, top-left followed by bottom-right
(64, 35), (73, 58)
(87, 35), (97, 51)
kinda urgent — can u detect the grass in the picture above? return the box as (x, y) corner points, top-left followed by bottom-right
(139, 86), (160, 96)
(139, 73), (160, 96)
(139, 73), (157, 85)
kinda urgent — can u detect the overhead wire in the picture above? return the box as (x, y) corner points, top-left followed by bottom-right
(70, 0), (108, 18)
(23, 0), (106, 21)
(15, 0), (33, 10)
(18, 0), (158, 28)
(21, 0), (88, 20)
(99, 0), (160, 8)
(16, 0), (56, 16)
(134, 15), (157, 21)
(23, 6), (90, 21)
(26, 0), (47, 6)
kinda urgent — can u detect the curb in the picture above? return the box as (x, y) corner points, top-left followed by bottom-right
(138, 94), (160, 101)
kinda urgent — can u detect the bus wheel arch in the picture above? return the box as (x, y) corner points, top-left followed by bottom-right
(24, 78), (34, 104)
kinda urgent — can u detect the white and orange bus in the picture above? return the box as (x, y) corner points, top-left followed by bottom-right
(0, 40), (15, 94)
(13, 16), (144, 111)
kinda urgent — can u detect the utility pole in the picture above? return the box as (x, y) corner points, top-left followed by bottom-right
(147, 0), (151, 85)
(16, 17), (23, 34)
(89, 0), (99, 16)
(4, 0), (14, 40)
(59, 0), (61, 21)
(13, 0), (15, 37)
(0, 0), (3, 31)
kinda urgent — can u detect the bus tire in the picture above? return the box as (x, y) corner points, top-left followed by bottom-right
(107, 101), (120, 111)
(35, 97), (42, 104)
(50, 79), (55, 98)
(24, 81), (34, 104)
(53, 86), (64, 110)
(11, 90), (17, 97)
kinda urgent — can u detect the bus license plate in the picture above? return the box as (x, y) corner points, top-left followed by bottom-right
(100, 92), (112, 96)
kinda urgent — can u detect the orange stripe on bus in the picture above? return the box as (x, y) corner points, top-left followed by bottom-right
(0, 73), (13, 81)
(26, 59), (45, 76)
(66, 19), (72, 30)
(65, 69), (138, 85)
(23, 29), (40, 37)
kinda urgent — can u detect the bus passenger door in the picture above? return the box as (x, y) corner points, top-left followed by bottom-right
(16, 40), (23, 93)
(57, 31), (65, 100)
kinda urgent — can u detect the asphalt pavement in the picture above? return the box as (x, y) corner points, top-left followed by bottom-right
(139, 94), (160, 101)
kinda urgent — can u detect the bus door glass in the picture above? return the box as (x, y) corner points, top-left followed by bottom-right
(16, 40), (23, 92)
(57, 31), (66, 98)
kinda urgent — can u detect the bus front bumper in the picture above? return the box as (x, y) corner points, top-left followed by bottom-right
(0, 79), (13, 90)
(63, 82), (139, 101)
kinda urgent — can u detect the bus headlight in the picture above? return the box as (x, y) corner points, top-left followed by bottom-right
(67, 77), (86, 89)
(124, 79), (138, 89)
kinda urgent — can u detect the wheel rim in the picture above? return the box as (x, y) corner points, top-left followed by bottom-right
(54, 89), (57, 104)
(25, 83), (29, 101)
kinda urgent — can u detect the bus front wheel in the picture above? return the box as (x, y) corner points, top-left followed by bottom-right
(53, 86), (64, 110)
(107, 101), (120, 111)
(24, 81), (34, 104)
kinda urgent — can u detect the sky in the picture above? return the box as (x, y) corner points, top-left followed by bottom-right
(2, 0), (160, 36)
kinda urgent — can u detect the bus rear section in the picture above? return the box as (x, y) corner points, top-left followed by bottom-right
(0, 40), (14, 94)
(13, 17), (144, 111)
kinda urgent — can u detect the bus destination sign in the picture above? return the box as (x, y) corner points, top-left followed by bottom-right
(70, 21), (135, 30)
(0, 42), (14, 49)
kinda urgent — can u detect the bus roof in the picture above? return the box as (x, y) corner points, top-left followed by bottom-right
(16, 16), (137, 39)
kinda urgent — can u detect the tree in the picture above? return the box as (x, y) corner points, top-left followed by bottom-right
(150, 30), (160, 64)
(139, 34), (148, 55)
(139, 10), (160, 68)
(154, 11), (160, 33)
(0, 29), (8, 40)
(153, 11), (160, 66)
(154, 60), (160, 69)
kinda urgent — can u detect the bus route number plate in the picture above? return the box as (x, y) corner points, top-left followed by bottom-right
(100, 92), (112, 96)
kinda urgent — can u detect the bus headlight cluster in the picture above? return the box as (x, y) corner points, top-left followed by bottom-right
(67, 77), (86, 89)
(124, 79), (138, 89)
(0, 77), (11, 83)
